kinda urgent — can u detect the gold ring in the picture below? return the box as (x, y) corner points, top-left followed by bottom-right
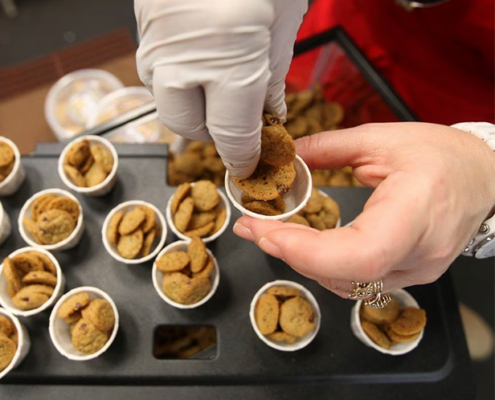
(348, 280), (392, 309)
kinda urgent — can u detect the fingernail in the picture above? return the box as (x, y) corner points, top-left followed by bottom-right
(233, 223), (254, 241)
(259, 237), (283, 259)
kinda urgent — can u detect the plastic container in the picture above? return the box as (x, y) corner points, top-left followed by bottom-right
(0, 137), (26, 197)
(44, 69), (124, 140)
(58, 135), (119, 197)
(152, 240), (220, 309)
(225, 156), (313, 222)
(0, 201), (12, 246)
(102, 200), (167, 265)
(350, 289), (425, 356)
(249, 280), (321, 351)
(0, 247), (65, 317)
(49, 286), (119, 361)
(0, 307), (31, 379)
(18, 189), (84, 251)
(166, 183), (231, 243)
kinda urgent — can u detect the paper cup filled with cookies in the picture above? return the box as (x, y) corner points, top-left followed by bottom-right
(250, 280), (321, 352)
(58, 135), (118, 196)
(350, 289), (427, 356)
(152, 238), (220, 309)
(102, 200), (167, 264)
(49, 286), (119, 361)
(0, 307), (31, 379)
(0, 137), (26, 197)
(19, 189), (84, 251)
(0, 247), (64, 317)
(225, 114), (312, 221)
(166, 180), (231, 243)
(286, 188), (341, 229)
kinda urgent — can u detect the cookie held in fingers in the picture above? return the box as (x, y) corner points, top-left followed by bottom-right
(260, 125), (296, 167)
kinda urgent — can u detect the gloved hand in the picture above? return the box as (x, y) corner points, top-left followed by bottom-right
(135, 0), (308, 178)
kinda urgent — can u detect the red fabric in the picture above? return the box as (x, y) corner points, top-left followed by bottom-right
(293, 0), (495, 125)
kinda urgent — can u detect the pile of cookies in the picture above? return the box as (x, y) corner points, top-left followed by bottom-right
(0, 315), (18, 372)
(0, 141), (16, 183)
(2, 251), (58, 311)
(58, 293), (115, 355)
(170, 181), (226, 238)
(168, 141), (226, 187)
(156, 236), (213, 305)
(63, 139), (114, 188)
(23, 194), (80, 245)
(287, 187), (340, 230)
(107, 205), (159, 259)
(255, 286), (316, 344)
(360, 297), (427, 350)
(234, 114), (296, 216)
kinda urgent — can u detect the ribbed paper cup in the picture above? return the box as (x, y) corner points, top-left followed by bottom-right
(152, 240), (220, 309)
(0, 137), (25, 197)
(225, 156), (312, 222)
(49, 286), (119, 361)
(58, 135), (119, 197)
(102, 200), (167, 265)
(0, 201), (12, 246)
(18, 189), (84, 251)
(350, 289), (424, 356)
(166, 182), (231, 243)
(0, 247), (65, 317)
(250, 280), (321, 351)
(0, 307), (30, 379)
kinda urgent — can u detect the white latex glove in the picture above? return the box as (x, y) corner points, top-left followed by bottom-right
(135, 0), (307, 178)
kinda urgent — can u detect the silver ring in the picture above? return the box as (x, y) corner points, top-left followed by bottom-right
(348, 280), (392, 309)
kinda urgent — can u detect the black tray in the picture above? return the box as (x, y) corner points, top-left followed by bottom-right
(0, 143), (475, 399)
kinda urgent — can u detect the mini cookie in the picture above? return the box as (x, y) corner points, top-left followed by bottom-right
(117, 229), (144, 259)
(174, 197), (194, 233)
(141, 228), (157, 258)
(12, 253), (44, 274)
(188, 236), (208, 273)
(71, 318), (109, 354)
(0, 142), (15, 168)
(12, 288), (50, 310)
(163, 273), (211, 305)
(171, 183), (192, 214)
(360, 297), (400, 325)
(279, 296), (315, 338)
(58, 292), (91, 320)
(187, 212), (216, 231)
(390, 307), (427, 336)
(361, 320), (391, 350)
(79, 154), (94, 175)
(162, 273), (191, 304)
(67, 140), (90, 168)
(234, 163), (296, 201)
(84, 162), (107, 187)
(263, 113), (282, 126)
(64, 165), (87, 187)
(260, 125), (296, 167)
(306, 214), (326, 231)
(211, 207), (227, 235)
(119, 208), (146, 235)
(64, 311), (82, 324)
(243, 200), (281, 216)
(156, 251), (190, 272)
(383, 324), (421, 343)
(9, 331), (18, 347)
(20, 284), (54, 297)
(270, 196), (286, 213)
(81, 299), (115, 332)
(255, 294), (280, 335)
(267, 331), (298, 344)
(193, 255), (214, 279)
(0, 315), (14, 337)
(138, 206), (156, 233)
(90, 144), (114, 173)
(184, 221), (215, 238)
(0, 335), (16, 371)
(287, 214), (310, 226)
(107, 211), (123, 245)
(266, 286), (302, 298)
(302, 188), (323, 214)
(191, 180), (219, 212)
(2, 258), (22, 296)
(46, 197), (80, 223)
(0, 162), (14, 182)
(30, 194), (56, 221)
(318, 209), (339, 229)
(174, 153), (203, 176)
(36, 209), (76, 245)
(22, 270), (57, 287)
(29, 252), (57, 275)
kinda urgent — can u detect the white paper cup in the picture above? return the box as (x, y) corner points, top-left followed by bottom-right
(350, 289), (425, 356)
(225, 156), (313, 222)
(49, 286), (119, 361)
(249, 280), (321, 352)
(18, 188), (84, 251)
(0, 307), (31, 379)
(152, 240), (220, 309)
(0, 201), (12, 246)
(166, 182), (231, 243)
(102, 200), (167, 265)
(0, 137), (26, 197)
(0, 247), (65, 317)
(58, 135), (119, 197)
